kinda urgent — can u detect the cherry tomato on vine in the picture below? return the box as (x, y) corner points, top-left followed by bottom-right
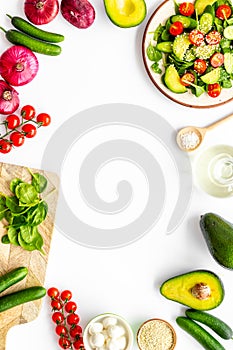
(5, 114), (20, 129)
(59, 337), (71, 349)
(47, 287), (60, 299)
(70, 325), (83, 339)
(52, 311), (65, 324)
(169, 21), (184, 35)
(61, 290), (72, 301)
(56, 325), (68, 337)
(208, 83), (221, 98)
(65, 301), (77, 313)
(67, 313), (80, 326)
(73, 337), (84, 350)
(205, 31), (222, 45)
(179, 2), (195, 16)
(22, 124), (37, 138)
(0, 139), (12, 154)
(10, 131), (25, 147)
(180, 72), (195, 86)
(210, 52), (224, 67)
(216, 4), (232, 20)
(21, 105), (36, 120)
(36, 113), (51, 126)
(51, 299), (62, 310)
(193, 59), (207, 74)
(189, 29), (204, 46)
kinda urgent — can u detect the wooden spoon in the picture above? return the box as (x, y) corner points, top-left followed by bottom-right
(176, 113), (233, 152)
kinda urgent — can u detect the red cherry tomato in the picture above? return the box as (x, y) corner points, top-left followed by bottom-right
(67, 313), (80, 326)
(60, 290), (72, 301)
(180, 72), (195, 86)
(59, 337), (71, 349)
(10, 131), (25, 147)
(36, 112), (51, 126)
(179, 2), (195, 16)
(51, 299), (62, 310)
(47, 287), (60, 299)
(0, 139), (12, 154)
(207, 83), (221, 98)
(193, 59), (207, 74)
(21, 105), (36, 120)
(22, 124), (37, 138)
(189, 30), (204, 46)
(70, 325), (83, 339)
(169, 21), (184, 36)
(210, 52), (224, 67)
(73, 337), (84, 350)
(205, 31), (222, 45)
(65, 301), (77, 313)
(5, 114), (20, 129)
(56, 325), (68, 337)
(52, 312), (65, 324)
(216, 4), (232, 20)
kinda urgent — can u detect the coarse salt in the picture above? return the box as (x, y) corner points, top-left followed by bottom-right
(179, 131), (200, 150)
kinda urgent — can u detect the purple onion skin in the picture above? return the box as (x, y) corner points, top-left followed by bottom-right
(0, 80), (20, 115)
(61, 0), (95, 29)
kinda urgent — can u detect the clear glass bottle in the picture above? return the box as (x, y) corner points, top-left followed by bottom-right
(194, 145), (233, 198)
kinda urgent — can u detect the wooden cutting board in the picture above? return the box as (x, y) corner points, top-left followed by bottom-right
(0, 162), (59, 350)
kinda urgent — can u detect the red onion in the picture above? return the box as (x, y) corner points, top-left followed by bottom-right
(0, 80), (20, 115)
(61, 0), (95, 29)
(0, 46), (39, 87)
(24, 0), (59, 25)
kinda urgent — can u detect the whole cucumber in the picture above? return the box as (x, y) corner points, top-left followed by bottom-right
(186, 309), (233, 340)
(1, 29), (61, 56)
(176, 316), (225, 350)
(0, 286), (46, 313)
(0, 267), (28, 294)
(7, 15), (64, 43)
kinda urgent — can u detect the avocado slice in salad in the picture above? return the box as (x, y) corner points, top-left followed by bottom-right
(164, 65), (187, 93)
(103, 0), (146, 28)
(201, 67), (221, 84)
(194, 0), (216, 15)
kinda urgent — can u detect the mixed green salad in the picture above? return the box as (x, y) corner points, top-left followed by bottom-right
(146, 0), (233, 98)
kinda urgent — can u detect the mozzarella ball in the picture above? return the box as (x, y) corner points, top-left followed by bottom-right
(102, 317), (117, 328)
(117, 336), (127, 350)
(107, 325), (125, 338)
(102, 329), (109, 341)
(90, 333), (105, 347)
(106, 338), (121, 350)
(89, 322), (104, 335)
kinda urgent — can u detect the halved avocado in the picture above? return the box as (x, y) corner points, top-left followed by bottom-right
(160, 270), (224, 310)
(103, 0), (146, 28)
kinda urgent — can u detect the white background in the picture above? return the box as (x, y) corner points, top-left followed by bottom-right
(1, 0), (233, 349)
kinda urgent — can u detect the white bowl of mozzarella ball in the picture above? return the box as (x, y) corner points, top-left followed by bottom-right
(83, 313), (134, 350)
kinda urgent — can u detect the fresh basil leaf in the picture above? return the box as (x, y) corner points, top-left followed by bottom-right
(15, 183), (38, 205)
(10, 178), (23, 194)
(0, 196), (6, 205)
(5, 196), (26, 214)
(27, 201), (48, 226)
(8, 226), (20, 246)
(1, 234), (10, 244)
(18, 232), (37, 251)
(31, 173), (48, 193)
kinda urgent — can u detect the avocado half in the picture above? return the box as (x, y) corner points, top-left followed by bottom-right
(103, 0), (147, 28)
(160, 270), (224, 310)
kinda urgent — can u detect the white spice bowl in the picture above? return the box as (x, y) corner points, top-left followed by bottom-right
(83, 313), (134, 350)
(137, 318), (177, 350)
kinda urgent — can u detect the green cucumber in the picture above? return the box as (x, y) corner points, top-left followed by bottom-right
(7, 15), (64, 43)
(0, 267), (28, 294)
(0, 28), (61, 56)
(199, 12), (214, 34)
(0, 286), (46, 313)
(186, 309), (233, 340)
(171, 15), (197, 29)
(176, 317), (225, 350)
(223, 25), (233, 40)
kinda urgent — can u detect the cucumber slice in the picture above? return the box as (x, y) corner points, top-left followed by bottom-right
(156, 41), (173, 53)
(199, 13), (213, 34)
(224, 52), (233, 74)
(223, 25), (233, 39)
(173, 33), (191, 60)
(201, 67), (221, 84)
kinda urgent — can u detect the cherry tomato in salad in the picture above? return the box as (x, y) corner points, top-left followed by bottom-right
(193, 59), (207, 74)
(36, 112), (51, 126)
(216, 4), (232, 20)
(10, 131), (25, 147)
(189, 30), (204, 46)
(207, 83), (221, 98)
(169, 21), (184, 36)
(47, 287), (60, 299)
(205, 31), (222, 45)
(60, 290), (72, 301)
(180, 72), (195, 86)
(0, 139), (12, 153)
(210, 52), (224, 67)
(67, 313), (80, 326)
(73, 337), (84, 350)
(21, 105), (36, 120)
(179, 2), (195, 16)
(59, 337), (71, 349)
(5, 114), (20, 129)
(69, 325), (83, 339)
(22, 124), (37, 138)
(65, 301), (77, 313)
(52, 311), (65, 324)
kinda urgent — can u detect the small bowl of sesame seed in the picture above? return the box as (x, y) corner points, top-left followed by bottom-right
(136, 318), (176, 350)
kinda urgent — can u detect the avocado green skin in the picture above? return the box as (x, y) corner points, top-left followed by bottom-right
(200, 213), (233, 270)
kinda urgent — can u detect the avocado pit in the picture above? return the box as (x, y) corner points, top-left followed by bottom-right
(191, 283), (211, 300)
